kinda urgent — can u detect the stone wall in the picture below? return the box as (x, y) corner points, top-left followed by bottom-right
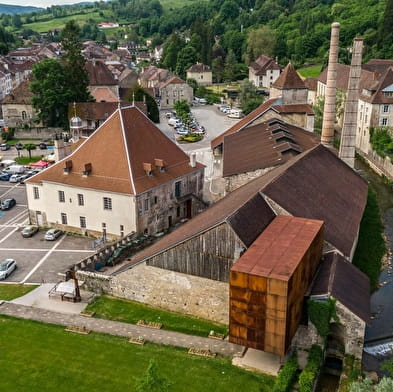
(77, 270), (112, 294)
(359, 149), (393, 181)
(111, 263), (229, 324)
(225, 167), (274, 193)
(335, 301), (365, 359)
(14, 127), (63, 139)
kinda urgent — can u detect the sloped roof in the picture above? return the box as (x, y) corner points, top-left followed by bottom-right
(69, 101), (147, 120)
(311, 252), (370, 323)
(86, 60), (117, 86)
(91, 87), (118, 102)
(272, 63), (306, 89)
(263, 145), (368, 257)
(28, 106), (203, 195)
(2, 80), (32, 104)
(360, 68), (393, 104)
(187, 63), (211, 73)
(222, 118), (319, 177)
(304, 77), (318, 91)
(211, 98), (314, 149)
(114, 144), (367, 273)
(160, 76), (186, 88)
(250, 55), (281, 75)
(318, 63), (350, 91)
(232, 216), (324, 281)
(362, 59), (393, 78)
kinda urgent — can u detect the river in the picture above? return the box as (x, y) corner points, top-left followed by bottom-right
(357, 159), (393, 372)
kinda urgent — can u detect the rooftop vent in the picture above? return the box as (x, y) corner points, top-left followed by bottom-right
(143, 162), (153, 176)
(154, 158), (166, 172)
(83, 163), (92, 177)
(63, 160), (72, 174)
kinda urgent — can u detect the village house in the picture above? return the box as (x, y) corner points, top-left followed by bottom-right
(159, 76), (193, 109)
(138, 66), (171, 89)
(249, 55), (282, 88)
(186, 63), (212, 86)
(26, 105), (205, 239)
(86, 59), (119, 102)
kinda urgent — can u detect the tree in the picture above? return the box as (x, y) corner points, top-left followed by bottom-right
(135, 360), (171, 392)
(224, 49), (237, 82)
(30, 59), (70, 128)
(162, 32), (184, 71)
(23, 143), (37, 159)
(175, 45), (197, 79)
(245, 26), (276, 64)
(238, 78), (263, 114)
(212, 56), (225, 83)
(126, 85), (159, 123)
(60, 20), (91, 103)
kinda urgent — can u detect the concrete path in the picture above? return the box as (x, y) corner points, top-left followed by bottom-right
(0, 301), (244, 358)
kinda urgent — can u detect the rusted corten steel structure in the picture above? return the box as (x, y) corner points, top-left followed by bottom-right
(229, 216), (324, 356)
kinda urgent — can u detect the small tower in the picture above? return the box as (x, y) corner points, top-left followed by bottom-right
(69, 102), (83, 141)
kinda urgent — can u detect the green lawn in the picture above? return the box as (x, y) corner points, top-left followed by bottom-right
(0, 316), (274, 392)
(0, 284), (38, 301)
(22, 11), (101, 33)
(85, 295), (228, 337)
(297, 64), (323, 78)
(15, 156), (43, 165)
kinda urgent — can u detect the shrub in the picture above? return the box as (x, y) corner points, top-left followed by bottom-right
(298, 345), (323, 392)
(307, 298), (338, 339)
(273, 354), (298, 392)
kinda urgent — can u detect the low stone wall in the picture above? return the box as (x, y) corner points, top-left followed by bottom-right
(76, 270), (111, 294)
(111, 264), (229, 324)
(13, 127), (64, 140)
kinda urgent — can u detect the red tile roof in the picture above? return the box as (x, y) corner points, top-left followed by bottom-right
(272, 63), (306, 89)
(28, 106), (203, 195)
(86, 60), (117, 86)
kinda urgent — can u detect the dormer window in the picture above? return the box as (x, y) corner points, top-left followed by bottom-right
(143, 162), (153, 176)
(154, 158), (165, 172)
(63, 160), (72, 174)
(83, 163), (92, 177)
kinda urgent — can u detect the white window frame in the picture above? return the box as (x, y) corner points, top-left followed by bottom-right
(80, 216), (86, 228)
(58, 190), (65, 203)
(77, 193), (84, 206)
(103, 197), (112, 210)
(33, 186), (39, 199)
(61, 213), (67, 225)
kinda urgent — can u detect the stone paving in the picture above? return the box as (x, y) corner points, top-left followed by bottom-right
(0, 302), (244, 358)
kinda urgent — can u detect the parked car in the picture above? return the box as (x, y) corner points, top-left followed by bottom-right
(165, 112), (175, 119)
(0, 143), (10, 151)
(44, 228), (63, 241)
(176, 126), (189, 135)
(168, 117), (182, 127)
(0, 173), (11, 181)
(0, 198), (16, 210)
(9, 174), (23, 183)
(193, 126), (206, 134)
(0, 258), (16, 280)
(21, 225), (39, 238)
(38, 142), (47, 149)
(15, 142), (23, 150)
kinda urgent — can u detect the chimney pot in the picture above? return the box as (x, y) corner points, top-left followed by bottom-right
(63, 160), (72, 174)
(189, 152), (196, 168)
(143, 162), (153, 175)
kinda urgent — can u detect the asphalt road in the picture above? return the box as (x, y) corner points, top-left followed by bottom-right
(0, 183), (96, 284)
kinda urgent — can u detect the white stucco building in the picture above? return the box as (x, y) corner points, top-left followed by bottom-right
(26, 106), (205, 239)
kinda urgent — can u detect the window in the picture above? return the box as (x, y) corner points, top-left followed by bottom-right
(103, 197), (112, 210)
(120, 225), (124, 232)
(154, 196), (158, 204)
(22, 111), (27, 120)
(77, 194), (84, 206)
(384, 91), (393, 98)
(381, 118), (389, 126)
(58, 190), (65, 203)
(80, 216), (86, 228)
(383, 105), (389, 113)
(175, 181), (181, 198)
(33, 186), (39, 199)
(144, 198), (149, 211)
(61, 213), (67, 225)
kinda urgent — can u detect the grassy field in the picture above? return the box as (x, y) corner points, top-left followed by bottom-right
(85, 295), (227, 337)
(297, 64), (323, 78)
(22, 11), (101, 33)
(160, 0), (200, 10)
(0, 315), (275, 392)
(0, 284), (38, 301)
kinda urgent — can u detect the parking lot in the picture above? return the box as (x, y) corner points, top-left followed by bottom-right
(0, 182), (96, 284)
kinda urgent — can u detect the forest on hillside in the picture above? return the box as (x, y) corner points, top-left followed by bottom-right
(0, 0), (392, 75)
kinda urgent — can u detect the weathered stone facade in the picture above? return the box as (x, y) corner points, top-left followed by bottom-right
(225, 167), (274, 193)
(159, 81), (193, 109)
(111, 264), (229, 323)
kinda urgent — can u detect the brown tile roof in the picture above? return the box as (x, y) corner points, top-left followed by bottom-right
(211, 98), (280, 149)
(86, 60), (117, 86)
(187, 63), (211, 72)
(263, 145), (368, 258)
(272, 63), (306, 89)
(250, 55), (281, 75)
(115, 144), (367, 273)
(311, 252), (370, 323)
(160, 76), (186, 88)
(222, 118), (320, 176)
(91, 87), (118, 102)
(360, 68), (393, 104)
(2, 80), (32, 104)
(211, 99), (313, 149)
(232, 216), (324, 281)
(304, 77), (318, 91)
(69, 101), (147, 120)
(28, 106), (203, 195)
(362, 59), (393, 78)
(318, 63), (350, 91)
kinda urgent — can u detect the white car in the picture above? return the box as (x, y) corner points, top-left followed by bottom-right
(9, 174), (23, 183)
(176, 127), (189, 135)
(45, 228), (63, 241)
(0, 258), (17, 280)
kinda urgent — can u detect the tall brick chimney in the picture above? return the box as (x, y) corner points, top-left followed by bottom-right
(321, 22), (340, 148)
(339, 38), (363, 168)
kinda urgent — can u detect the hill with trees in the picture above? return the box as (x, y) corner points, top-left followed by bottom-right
(0, 4), (43, 15)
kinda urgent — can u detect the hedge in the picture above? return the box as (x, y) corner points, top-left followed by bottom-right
(298, 345), (323, 392)
(273, 354), (299, 392)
